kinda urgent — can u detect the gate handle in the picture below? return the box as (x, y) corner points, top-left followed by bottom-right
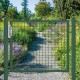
(8, 25), (12, 38)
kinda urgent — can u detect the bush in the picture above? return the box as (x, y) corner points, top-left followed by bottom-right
(0, 28), (4, 43)
(13, 27), (37, 47)
(36, 23), (50, 32)
(0, 52), (4, 75)
(0, 39), (3, 43)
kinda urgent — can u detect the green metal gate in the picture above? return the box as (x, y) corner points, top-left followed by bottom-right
(4, 17), (76, 80)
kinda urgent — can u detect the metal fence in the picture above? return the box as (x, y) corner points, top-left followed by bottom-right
(0, 21), (4, 75)
(10, 20), (69, 71)
(4, 19), (69, 80)
(0, 18), (79, 80)
(75, 19), (80, 80)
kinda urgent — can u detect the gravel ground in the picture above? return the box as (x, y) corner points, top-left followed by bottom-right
(0, 32), (71, 80)
(0, 72), (70, 80)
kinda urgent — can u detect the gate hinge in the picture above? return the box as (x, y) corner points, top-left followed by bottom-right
(8, 25), (12, 38)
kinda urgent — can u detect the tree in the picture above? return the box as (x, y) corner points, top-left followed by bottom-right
(30, 13), (36, 20)
(40, 0), (46, 2)
(0, 0), (10, 20)
(53, 0), (80, 19)
(6, 6), (19, 20)
(0, 0), (3, 9)
(19, 9), (31, 20)
(1, 0), (10, 16)
(0, 11), (4, 21)
(71, 0), (80, 16)
(35, 2), (53, 19)
(21, 0), (31, 20)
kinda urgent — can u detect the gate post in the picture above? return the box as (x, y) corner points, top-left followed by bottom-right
(72, 18), (76, 80)
(4, 17), (8, 80)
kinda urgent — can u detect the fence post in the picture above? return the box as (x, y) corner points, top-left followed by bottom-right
(72, 18), (76, 80)
(4, 17), (8, 80)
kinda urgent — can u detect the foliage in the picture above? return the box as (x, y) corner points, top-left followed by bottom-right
(0, 11), (4, 21)
(13, 27), (37, 47)
(0, 22), (37, 74)
(0, 22), (4, 42)
(21, 0), (31, 20)
(30, 13), (36, 20)
(53, 0), (80, 19)
(0, 52), (4, 75)
(0, 0), (10, 16)
(12, 46), (28, 64)
(19, 9), (31, 20)
(47, 9), (59, 20)
(6, 6), (19, 20)
(40, 0), (46, 1)
(35, 2), (53, 19)
(54, 23), (80, 79)
(36, 22), (50, 32)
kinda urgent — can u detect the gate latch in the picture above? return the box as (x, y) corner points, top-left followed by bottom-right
(8, 25), (12, 38)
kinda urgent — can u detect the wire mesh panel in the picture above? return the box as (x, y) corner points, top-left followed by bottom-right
(0, 21), (4, 75)
(75, 20), (80, 80)
(9, 20), (69, 72)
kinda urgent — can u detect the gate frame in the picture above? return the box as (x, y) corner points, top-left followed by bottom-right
(9, 19), (69, 72)
(72, 18), (76, 80)
(4, 18), (76, 80)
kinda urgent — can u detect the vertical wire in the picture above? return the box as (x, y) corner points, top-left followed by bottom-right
(64, 22), (66, 69)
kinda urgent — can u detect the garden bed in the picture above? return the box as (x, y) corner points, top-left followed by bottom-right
(0, 24), (37, 74)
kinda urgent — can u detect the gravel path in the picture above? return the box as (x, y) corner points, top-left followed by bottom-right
(0, 32), (70, 80)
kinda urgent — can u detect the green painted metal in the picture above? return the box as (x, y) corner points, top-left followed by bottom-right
(12, 19), (68, 23)
(4, 17), (8, 80)
(4, 19), (73, 79)
(72, 18), (76, 80)
(9, 19), (69, 72)
(9, 69), (69, 72)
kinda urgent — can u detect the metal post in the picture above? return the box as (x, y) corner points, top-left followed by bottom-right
(4, 17), (8, 80)
(72, 18), (76, 80)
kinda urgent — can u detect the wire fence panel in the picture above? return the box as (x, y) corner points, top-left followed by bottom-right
(0, 19), (72, 80)
(0, 21), (4, 75)
(9, 20), (69, 72)
(5, 20), (70, 80)
(75, 20), (80, 80)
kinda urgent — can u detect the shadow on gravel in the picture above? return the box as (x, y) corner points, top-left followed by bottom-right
(29, 37), (44, 51)
(13, 37), (47, 70)
(20, 53), (35, 63)
(17, 37), (44, 63)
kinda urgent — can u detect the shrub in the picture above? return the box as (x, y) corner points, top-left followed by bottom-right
(54, 24), (80, 80)
(0, 52), (4, 75)
(13, 27), (37, 47)
(36, 23), (50, 32)
(0, 29), (4, 43)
